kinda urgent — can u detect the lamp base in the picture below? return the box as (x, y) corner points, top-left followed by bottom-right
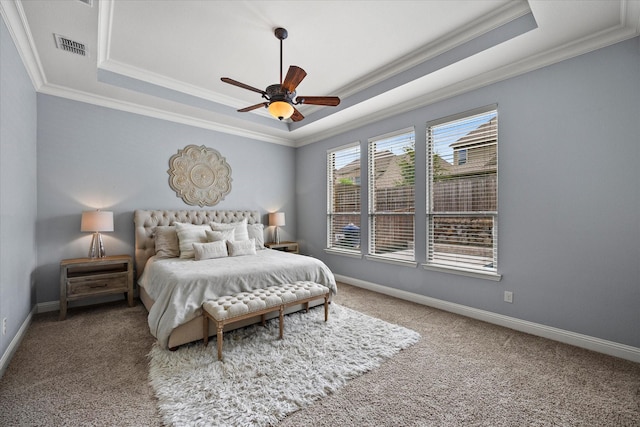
(88, 232), (106, 258)
(274, 227), (280, 244)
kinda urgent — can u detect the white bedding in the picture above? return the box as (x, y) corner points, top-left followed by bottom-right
(138, 249), (337, 348)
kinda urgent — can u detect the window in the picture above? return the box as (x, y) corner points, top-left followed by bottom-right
(457, 148), (467, 165)
(327, 143), (361, 252)
(368, 128), (415, 264)
(426, 107), (498, 276)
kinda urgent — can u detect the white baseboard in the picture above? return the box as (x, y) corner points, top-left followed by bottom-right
(37, 300), (60, 313)
(336, 274), (640, 363)
(0, 305), (36, 379)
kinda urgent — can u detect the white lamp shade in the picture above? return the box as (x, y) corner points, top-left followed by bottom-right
(269, 212), (285, 227)
(81, 210), (114, 232)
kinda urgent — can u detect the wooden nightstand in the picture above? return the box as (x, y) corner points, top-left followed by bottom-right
(265, 241), (299, 254)
(59, 255), (134, 320)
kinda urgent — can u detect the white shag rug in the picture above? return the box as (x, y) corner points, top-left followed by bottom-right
(148, 303), (420, 426)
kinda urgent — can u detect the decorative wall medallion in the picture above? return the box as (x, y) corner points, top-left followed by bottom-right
(168, 145), (232, 207)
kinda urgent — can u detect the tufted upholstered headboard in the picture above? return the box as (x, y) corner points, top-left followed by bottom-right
(133, 209), (261, 279)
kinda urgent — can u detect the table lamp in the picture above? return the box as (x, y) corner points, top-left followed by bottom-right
(269, 212), (285, 244)
(81, 210), (114, 258)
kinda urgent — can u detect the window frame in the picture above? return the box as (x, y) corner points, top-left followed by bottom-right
(325, 142), (363, 258)
(423, 105), (501, 280)
(366, 127), (417, 267)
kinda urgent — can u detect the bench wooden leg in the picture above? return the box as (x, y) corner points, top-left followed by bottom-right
(279, 305), (284, 339)
(217, 323), (224, 361)
(203, 314), (209, 346)
(324, 294), (329, 321)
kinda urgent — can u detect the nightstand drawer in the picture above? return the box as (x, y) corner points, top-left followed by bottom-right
(67, 272), (129, 297)
(60, 255), (134, 320)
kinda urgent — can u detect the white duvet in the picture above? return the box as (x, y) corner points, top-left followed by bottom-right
(138, 249), (337, 348)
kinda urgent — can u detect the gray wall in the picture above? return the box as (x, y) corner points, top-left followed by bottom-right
(296, 37), (640, 348)
(0, 18), (38, 360)
(36, 95), (297, 303)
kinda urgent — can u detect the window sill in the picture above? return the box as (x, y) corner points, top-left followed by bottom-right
(421, 263), (502, 281)
(365, 255), (417, 268)
(324, 248), (363, 259)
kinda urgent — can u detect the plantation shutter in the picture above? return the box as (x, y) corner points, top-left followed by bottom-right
(327, 143), (361, 252)
(368, 128), (415, 263)
(427, 107), (498, 274)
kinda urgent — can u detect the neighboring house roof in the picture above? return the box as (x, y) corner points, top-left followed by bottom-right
(447, 117), (497, 177)
(335, 150), (402, 189)
(334, 117), (497, 184)
(450, 117), (497, 149)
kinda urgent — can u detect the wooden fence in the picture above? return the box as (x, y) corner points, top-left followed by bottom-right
(332, 175), (496, 252)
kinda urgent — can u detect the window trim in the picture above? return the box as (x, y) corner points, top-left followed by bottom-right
(367, 127), (416, 264)
(326, 141), (362, 255)
(426, 105), (499, 277)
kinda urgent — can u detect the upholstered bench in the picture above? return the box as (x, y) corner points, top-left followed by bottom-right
(203, 281), (330, 360)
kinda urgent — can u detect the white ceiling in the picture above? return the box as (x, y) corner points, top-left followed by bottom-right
(2, 0), (639, 147)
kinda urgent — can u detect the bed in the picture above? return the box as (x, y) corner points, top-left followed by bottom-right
(134, 209), (337, 349)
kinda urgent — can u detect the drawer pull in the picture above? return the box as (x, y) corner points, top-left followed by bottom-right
(89, 283), (109, 289)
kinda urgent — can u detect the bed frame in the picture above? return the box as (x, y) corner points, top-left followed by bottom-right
(133, 209), (324, 349)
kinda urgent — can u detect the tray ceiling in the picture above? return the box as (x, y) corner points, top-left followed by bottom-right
(2, 0), (638, 146)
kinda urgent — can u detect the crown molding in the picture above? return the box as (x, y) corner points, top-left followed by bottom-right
(37, 82), (295, 147)
(332, 0), (533, 101)
(294, 3), (640, 148)
(0, 0), (46, 90)
(4, 0), (639, 149)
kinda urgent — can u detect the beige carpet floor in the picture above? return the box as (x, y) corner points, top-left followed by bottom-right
(1, 283), (639, 426)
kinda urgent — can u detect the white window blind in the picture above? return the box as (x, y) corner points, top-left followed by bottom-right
(427, 108), (498, 274)
(368, 129), (415, 262)
(327, 143), (361, 252)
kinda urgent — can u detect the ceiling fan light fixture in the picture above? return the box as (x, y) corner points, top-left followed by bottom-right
(268, 100), (294, 120)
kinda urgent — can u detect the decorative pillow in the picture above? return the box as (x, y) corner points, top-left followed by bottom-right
(193, 241), (228, 261)
(210, 219), (249, 241)
(175, 223), (210, 259)
(226, 238), (257, 257)
(154, 226), (179, 258)
(247, 223), (265, 250)
(205, 229), (235, 243)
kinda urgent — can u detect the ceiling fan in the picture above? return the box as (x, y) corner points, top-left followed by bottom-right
(221, 27), (340, 122)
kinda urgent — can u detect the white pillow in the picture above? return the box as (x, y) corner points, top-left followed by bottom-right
(175, 223), (210, 259)
(206, 229), (235, 243)
(193, 241), (228, 261)
(247, 223), (265, 250)
(210, 219), (249, 241)
(226, 238), (257, 257)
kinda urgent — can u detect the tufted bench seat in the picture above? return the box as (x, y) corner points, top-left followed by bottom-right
(203, 281), (330, 360)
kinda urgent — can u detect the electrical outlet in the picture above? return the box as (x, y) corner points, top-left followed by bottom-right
(2, 318), (6, 335)
(504, 291), (513, 303)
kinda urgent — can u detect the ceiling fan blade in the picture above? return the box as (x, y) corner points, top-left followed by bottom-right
(237, 103), (268, 112)
(282, 66), (307, 93)
(290, 107), (305, 122)
(221, 77), (267, 96)
(296, 96), (341, 106)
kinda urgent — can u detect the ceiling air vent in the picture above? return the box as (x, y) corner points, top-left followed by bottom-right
(54, 34), (88, 57)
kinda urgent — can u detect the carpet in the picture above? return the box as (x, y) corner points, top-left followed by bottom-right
(148, 303), (420, 426)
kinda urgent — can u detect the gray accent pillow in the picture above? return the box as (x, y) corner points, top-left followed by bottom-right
(154, 226), (179, 259)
